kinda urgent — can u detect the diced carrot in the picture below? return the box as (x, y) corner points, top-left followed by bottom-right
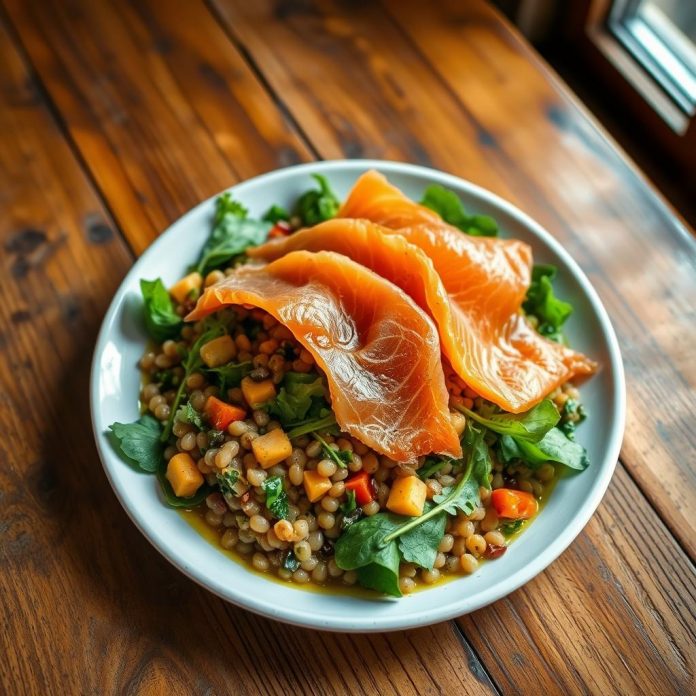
(344, 471), (375, 506)
(268, 221), (291, 239)
(204, 396), (246, 431)
(303, 470), (332, 502)
(252, 428), (293, 469)
(200, 334), (237, 368)
(169, 272), (202, 305)
(241, 376), (276, 408)
(490, 488), (538, 519)
(166, 452), (204, 498)
(386, 475), (427, 517)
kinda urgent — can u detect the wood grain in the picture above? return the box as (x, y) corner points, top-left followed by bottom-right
(210, 0), (696, 558)
(0, 9), (496, 696)
(2, 0), (311, 254)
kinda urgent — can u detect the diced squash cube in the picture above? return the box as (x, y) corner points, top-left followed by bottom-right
(251, 428), (293, 469)
(241, 376), (276, 408)
(200, 335), (237, 368)
(303, 470), (332, 503)
(169, 272), (202, 304)
(386, 475), (427, 517)
(166, 452), (204, 498)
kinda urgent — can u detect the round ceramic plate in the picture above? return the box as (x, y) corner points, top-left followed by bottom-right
(91, 160), (625, 632)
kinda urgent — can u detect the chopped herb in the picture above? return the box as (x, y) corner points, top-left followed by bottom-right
(500, 519), (524, 536)
(207, 429), (226, 448)
(420, 185), (499, 237)
(262, 476), (289, 519)
(282, 550), (300, 572)
(109, 414), (163, 473)
(268, 372), (328, 425)
(286, 413), (337, 440)
(206, 361), (252, 394)
(153, 369), (179, 391)
(294, 174), (340, 226)
(175, 401), (203, 429)
(140, 278), (183, 343)
(216, 468), (239, 496)
(340, 490), (363, 530)
(313, 431), (351, 468)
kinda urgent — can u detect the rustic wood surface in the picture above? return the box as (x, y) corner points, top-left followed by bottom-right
(1, 1), (693, 694)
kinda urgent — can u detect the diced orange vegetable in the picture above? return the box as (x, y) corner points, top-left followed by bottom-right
(200, 334), (237, 368)
(344, 471), (375, 506)
(303, 470), (332, 502)
(204, 396), (246, 431)
(490, 488), (538, 519)
(169, 272), (202, 305)
(166, 452), (204, 498)
(386, 475), (427, 516)
(268, 221), (291, 239)
(252, 428), (293, 469)
(241, 376), (276, 408)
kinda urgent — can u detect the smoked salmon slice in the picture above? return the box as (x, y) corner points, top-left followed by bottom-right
(294, 171), (595, 413)
(186, 250), (462, 464)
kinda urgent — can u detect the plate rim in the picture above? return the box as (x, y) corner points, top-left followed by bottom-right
(90, 159), (626, 632)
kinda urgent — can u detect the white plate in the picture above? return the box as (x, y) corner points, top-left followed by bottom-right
(91, 160), (625, 632)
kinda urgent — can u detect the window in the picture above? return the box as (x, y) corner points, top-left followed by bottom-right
(608, 0), (696, 122)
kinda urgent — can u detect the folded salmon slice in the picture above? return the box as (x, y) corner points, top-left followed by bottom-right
(323, 171), (596, 413)
(186, 250), (461, 464)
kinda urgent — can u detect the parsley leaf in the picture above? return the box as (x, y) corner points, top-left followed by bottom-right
(216, 468), (240, 496)
(175, 401), (203, 429)
(140, 278), (183, 342)
(195, 193), (270, 275)
(262, 476), (289, 519)
(523, 264), (573, 342)
(294, 174), (340, 226)
(109, 414), (163, 473)
(420, 185), (499, 237)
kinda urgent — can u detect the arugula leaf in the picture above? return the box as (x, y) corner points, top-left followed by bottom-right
(216, 468), (240, 496)
(263, 204), (290, 223)
(268, 372), (327, 425)
(157, 464), (213, 508)
(110, 415), (163, 473)
(175, 401), (203, 429)
(313, 431), (351, 468)
(262, 476), (289, 519)
(294, 174), (340, 226)
(397, 504), (447, 570)
(286, 413), (337, 440)
(523, 264), (573, 341)
(420, 185), (499, 237)
(508, 428), (589, 470)
(206, 361), (252, 394)
(282, 550), (300, 572)
(195, 194), (270, 275)
(458, 399), (559, 443)
(140, 278), (183, 342)
(461, 419), (492, 490)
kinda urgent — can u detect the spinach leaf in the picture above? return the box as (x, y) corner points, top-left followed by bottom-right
(523, 264), (573, 341)
(516, 428), (589, 470)
(268, 372), (326, 424)
(397, 504), (447, 570)
(356, 544), (402, 597)
(206, 361), (252, 394)
(263, 204), (290, 223)
(216, 468), (240, 496)
(420, 185), (499, 237)
(175, 401), (203, 429)
(157, 464), (213, 508)
(294, 174), (340, 226)
(262, 476), (289, 519)
(140, 278), (183, 342)
(110, 414), (163, 473)
(458, 399), (559, 443)
(313, 431), (351, 468)
(195, 194), (270, 275)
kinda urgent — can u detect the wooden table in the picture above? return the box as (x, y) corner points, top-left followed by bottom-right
(1, 1), (694, 693)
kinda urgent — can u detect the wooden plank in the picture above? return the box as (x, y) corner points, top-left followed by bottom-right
(210, 0), (696, 558)
(2, 0), (311, 254)
(0, 8), (497, 696)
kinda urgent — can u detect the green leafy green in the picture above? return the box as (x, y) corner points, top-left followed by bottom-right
(417, 457), (449, 480)
(420, 185), (499, 237)
(262, 476), (289, 519)
(500, 519), (524, 536)
(153, 369), (179, 391)
(286, 413), (337, 440)
(216, 468), (240, 496)
(282, 550), (300, 572)
(340, 490), (357, 514)
(109, 414), (163, 473)
(157, 464), (213, 508)
(458, 399), (559, 443)
(206, 361), (252, 394)
(313, 431), (351, 468)
(335, 424), (487, 596)
(523, 264), (573, 342)
(340, 490), (362, 530)
(175, 401), (203, 429)
(140, 278), (183, 342)
(268, 372), (327, 425)
(294, 174), (340, 226)
(263, 204), (290, 223)
(560, 399), (587, 440)
(207, 430), (225, 448)
(195, 194), (270, 275)
(500, 428), (589, 471)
